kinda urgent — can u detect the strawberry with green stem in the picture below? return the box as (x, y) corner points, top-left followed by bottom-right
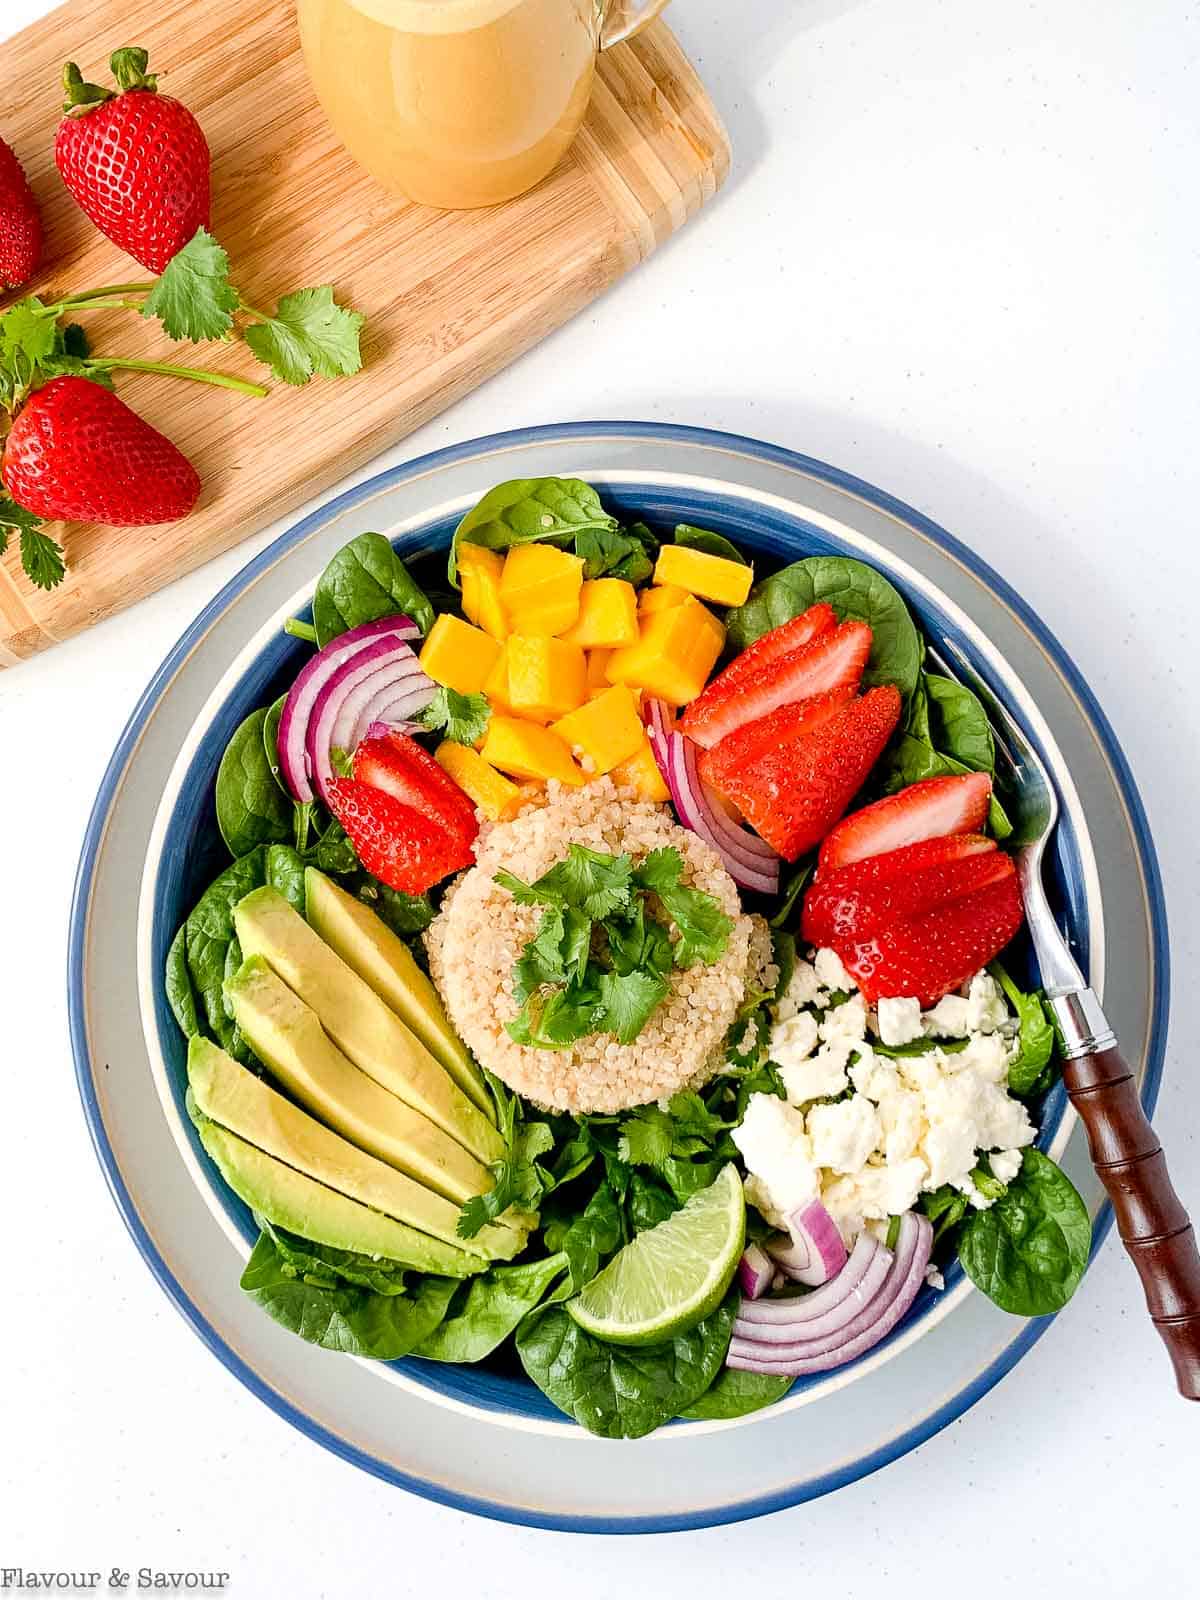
(0, 306), (265, 587)
(0, 236), (364, 588)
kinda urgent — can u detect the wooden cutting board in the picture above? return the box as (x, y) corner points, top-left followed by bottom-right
(0, 0), (729, 667)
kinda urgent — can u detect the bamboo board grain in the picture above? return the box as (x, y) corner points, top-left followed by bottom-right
(0, 0), (729, 666)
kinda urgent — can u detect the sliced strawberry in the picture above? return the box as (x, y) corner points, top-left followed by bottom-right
(354, 731), (479, 851)
(326, 778), (473, 894)
(698, 686), (854, 790)
(817, 772), (993, 875)
(679, 603), (836, 746)
(839, 864), (1024, 1006)
(801, 834), (1002, 945)
(681, 617), (870, 749)
(705, 685), (902, 860)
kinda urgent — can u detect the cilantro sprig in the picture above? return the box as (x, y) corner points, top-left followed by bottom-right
(0, 229), (366, 591)
(417, 686), (491, 746)
(142, 230), (363, 386)
(495, 844), (732, 1052)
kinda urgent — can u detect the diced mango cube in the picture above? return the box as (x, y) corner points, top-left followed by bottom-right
(506, 636), (587, 722)
(639, 583), (689, 615)
(483, 641), (513, 713)
(419, 613), (501, 695)
(653, 545), (754, 607)
(560, 579), (638, 648)
(434, 742), (526, 821)
(458, 545), (509, 641)
(500, 545), (583, 636)
(609, 739), (670, 803)
(586, 648), (613, 691)
(481, 717), (584, 786)
(606, 596), (725, 705)
(550, 685), (645, 776)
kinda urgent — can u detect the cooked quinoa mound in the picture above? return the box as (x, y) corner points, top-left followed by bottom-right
(425, 777), (758, 1114)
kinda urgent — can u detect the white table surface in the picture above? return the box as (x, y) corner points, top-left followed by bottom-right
(2, 0), (1196, 1591)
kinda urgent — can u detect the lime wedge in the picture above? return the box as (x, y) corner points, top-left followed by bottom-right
(567, 1165), (745, 1346)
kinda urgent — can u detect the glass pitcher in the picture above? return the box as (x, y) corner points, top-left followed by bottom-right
(298, 0), (674, 209)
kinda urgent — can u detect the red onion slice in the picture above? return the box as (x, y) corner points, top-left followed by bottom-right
(766, 1200), (849, 1287)
(277, 616), (421, 802)
(734, 1240), (893, 1343)
(330, 655), (433, 753)
(735, 1231), (882, 1325)
(737, 1244), (775, 1300)
(364, 718), (422, 742)
(306, 639), (432, 803)
(652, 729), (781, 893)
(728, 1213), (933, 1375)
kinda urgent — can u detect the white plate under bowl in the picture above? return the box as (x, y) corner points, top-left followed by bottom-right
(69, 424), (1169, 1530)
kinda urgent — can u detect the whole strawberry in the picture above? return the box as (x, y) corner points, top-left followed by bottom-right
(2, 375), (201, 525)
(55, 46), (210, 273)
(0, 136), (42, 288)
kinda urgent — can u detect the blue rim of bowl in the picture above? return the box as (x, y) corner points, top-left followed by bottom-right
(67, 422), (1170, 1533)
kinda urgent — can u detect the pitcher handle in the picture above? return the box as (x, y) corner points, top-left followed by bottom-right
(599, 0), (673, 49)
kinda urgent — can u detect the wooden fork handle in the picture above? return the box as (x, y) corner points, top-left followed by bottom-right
(1059, 1028), (1200, 1399)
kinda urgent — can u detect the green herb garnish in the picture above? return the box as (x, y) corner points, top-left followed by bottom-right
(495, 843), (732, 1051)
(418, 685), (491, 746)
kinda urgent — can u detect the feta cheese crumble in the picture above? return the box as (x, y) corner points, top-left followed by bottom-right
(736, 948), (1040, 1246)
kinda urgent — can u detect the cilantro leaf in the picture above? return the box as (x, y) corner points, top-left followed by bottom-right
(635, 847), (732, 967)
(19, 526), (66, 590)
(508, 981), (606, 1050)
(605, 900), (673, 979)
(0, 496), (43, 542)
(142, 227), (239, 342)
(536, 845), (633, 919)
(242, 285), (364, 387)
(632, 846), (685, 896)
(0, 297), (58, 372)
(497, 845), (633, 919)
(597, 968), (670, 1045)
(418, 685), (491, 745)
(617, 1106), (674, 1168)
(456, 1120), (554, 1238)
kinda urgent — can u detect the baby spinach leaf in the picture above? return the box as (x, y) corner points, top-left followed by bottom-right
(769, 861), (813, 929)
(673, 523), (748, 564)
(215, 707), (295, 857)
(413, 1252), (569, 1363)
(561, 1181), (624, 1290)
(265, 844), (308, 913)
(991, 962), (1058, 1096)
(312, 531), (434, 646)
(925, 673), (995, 773)
(575, 524), (656, 584)
(449, 477), (618, 584)
(180, 848), (268, 1056)
(262, 695), (289, 795)
(679, 1367), (793, 1421)
(349, 875), (434, 936)
(310, 818), (359, 875)
(958, 1149), (1090, 1315)
(627, 1172), (681, 1233)
(262, 1219), (409, 1296)
(240, 1233), (458, 1358)
(727, 555), (923, 698)
(515, 1291), (738, 1438)
(164, 926), (201, 1039)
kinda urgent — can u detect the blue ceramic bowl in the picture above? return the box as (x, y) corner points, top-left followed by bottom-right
(143, 471), (1094, 1430)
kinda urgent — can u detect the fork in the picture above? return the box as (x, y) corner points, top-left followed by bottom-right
(933, 640), (1200, 1399)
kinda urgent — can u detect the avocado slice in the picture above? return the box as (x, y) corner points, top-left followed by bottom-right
(304, 868), (491, 1119)
(233, 887), (502, 1166)
(190, 1110), (485, 1277)
(225, 956), (501, 1208)
(188, 1035), (523, 1261)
